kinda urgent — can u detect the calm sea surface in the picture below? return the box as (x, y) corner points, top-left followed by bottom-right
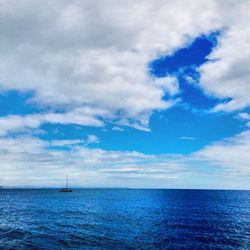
(0, 189), (249, 249)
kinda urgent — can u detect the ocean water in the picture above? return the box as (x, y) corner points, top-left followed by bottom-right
(0, 189), (249, 250)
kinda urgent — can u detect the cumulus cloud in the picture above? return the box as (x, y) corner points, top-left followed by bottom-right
(0, 0), (248, 126)
(0, 0), (222, 129)
(199, 1), (250, 112)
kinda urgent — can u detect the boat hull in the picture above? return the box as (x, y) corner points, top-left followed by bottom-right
(59, 188), (72, 192)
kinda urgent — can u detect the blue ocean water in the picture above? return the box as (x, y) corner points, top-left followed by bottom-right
(0, 189), (249, 250)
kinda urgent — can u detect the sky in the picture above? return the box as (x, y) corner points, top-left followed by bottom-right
(0, 0), (250, 189)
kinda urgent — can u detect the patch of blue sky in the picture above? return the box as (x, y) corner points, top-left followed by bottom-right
(150, 32), (219, 76)
(148, 107), (246, 154)
(40, 123), (85, 140)
(83, 107), (244, 155)
(0, 90), (44, 116)
(150, 32), (220, 110)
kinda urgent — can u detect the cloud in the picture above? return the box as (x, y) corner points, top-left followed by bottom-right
(0, 131), (249, 188)
(84, 135), (100, 145)
(0, 0), (248, 128)
(50, 135), (99, 147)
(179, 136), (196, 140)
(0, 0), (222, 129)
(194, 130), (250, 177)
(237, 112), (250, 127)
(50, 139), (85, 147)
(198, 1), (250, 112)
(238, 113), (250, 120)
(0, 0), (248, 127)
(0, 135), (185, 187)
(0, 107), (108, 136)
(112, 126), (124, 132)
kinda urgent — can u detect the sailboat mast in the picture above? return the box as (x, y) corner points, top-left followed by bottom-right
(59, 174), (72, 192)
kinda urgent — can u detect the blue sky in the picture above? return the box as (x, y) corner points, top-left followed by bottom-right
(0, 1), (250, 189)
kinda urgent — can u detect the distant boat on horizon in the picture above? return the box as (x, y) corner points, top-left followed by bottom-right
(59, 175), (72, 192)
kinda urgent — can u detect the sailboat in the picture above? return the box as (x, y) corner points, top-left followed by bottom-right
(59, 175), (72, 192)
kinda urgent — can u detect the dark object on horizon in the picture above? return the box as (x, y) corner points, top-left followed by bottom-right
(59, 175), (72, 192)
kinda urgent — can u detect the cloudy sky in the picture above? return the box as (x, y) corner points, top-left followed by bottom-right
(0, 0), (249, 189)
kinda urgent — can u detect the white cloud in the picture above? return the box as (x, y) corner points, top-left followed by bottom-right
(179, 136), (196, 140)
(112, 126), (124, 132)
(84, 135), (100, 145)
(0, 135), (185, 187)
(199, 1), (250, 112)
(237, 112), (250, 128)
(50, 139), (85, 147)
(0, 0), (248, 127)
(0, 0), (222, 129)
(194, 130), (250, 177)
(0, 107), (108, 136)
(0, 132), (249, 189)
(238, 113), (250, 120)
(50, 135), (99, 147)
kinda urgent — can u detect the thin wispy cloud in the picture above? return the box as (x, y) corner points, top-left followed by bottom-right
(112, 126), (124, 132)
(179, 136), (196, 141)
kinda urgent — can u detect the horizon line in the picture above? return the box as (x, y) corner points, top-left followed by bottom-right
(0, 186), (249, 191)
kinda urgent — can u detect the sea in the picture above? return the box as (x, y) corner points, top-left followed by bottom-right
(0, 189), (249, 250)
